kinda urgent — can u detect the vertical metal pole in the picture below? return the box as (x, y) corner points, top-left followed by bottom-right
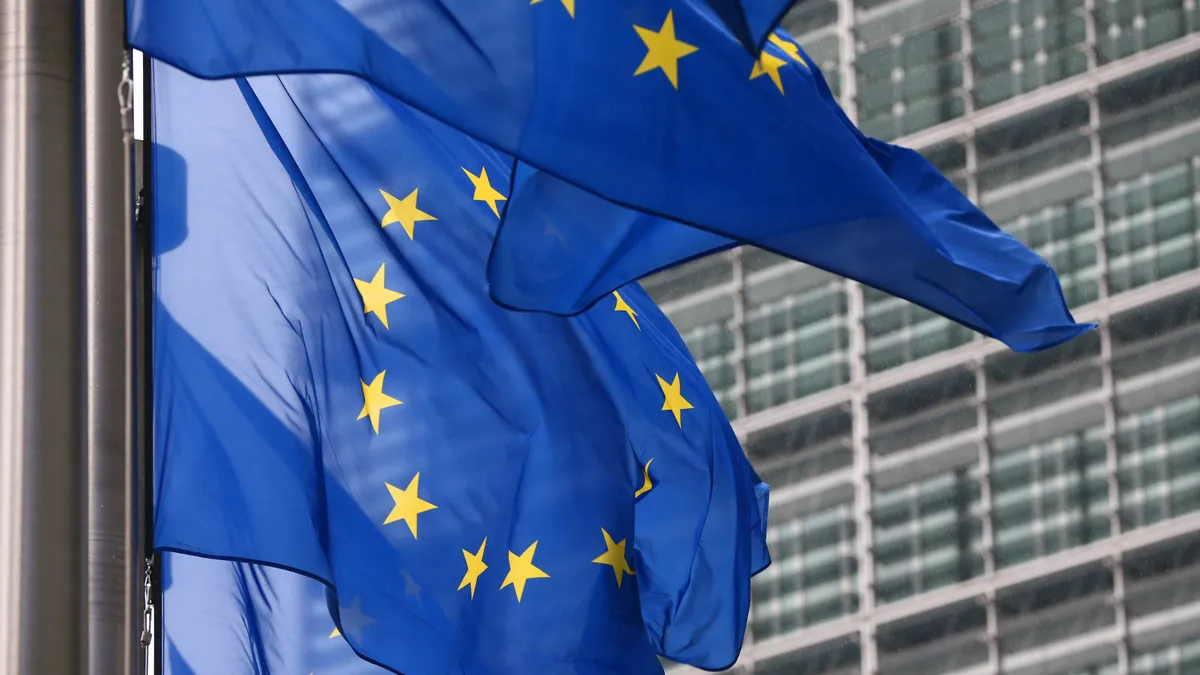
(0, 1), (86, 673)
(82, 0), (139, 672)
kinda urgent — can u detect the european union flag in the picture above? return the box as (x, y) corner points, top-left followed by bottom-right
(487, 31), (1095, 353)
(152, 59), (769, 675)
(130, 0), (1016, 291)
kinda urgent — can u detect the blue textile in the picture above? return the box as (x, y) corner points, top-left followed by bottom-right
(130, 0), (1001, 293)
(151, 60), (768, 675)
(487, 31), (1094, 352)
(161, 552), (385, 675)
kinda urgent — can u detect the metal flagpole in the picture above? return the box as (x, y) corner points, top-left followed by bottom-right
(0, 0), (87, 673)
(135, 50), (163, 675)
(82, 0), (140, 671)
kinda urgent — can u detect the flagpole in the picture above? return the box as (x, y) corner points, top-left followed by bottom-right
(82, 0), (140, 671)
(136, 50), (162, 675)
(0, 0), (87, 672)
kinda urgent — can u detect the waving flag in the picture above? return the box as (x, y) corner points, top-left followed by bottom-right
(151, 59), (768, 674)
(486, 32), (1095, 353)
(129, 0), (980, 289)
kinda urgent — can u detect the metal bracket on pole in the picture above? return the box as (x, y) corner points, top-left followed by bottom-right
(140, 558), (155, 652)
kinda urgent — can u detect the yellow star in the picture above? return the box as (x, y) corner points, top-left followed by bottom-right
(592, 529), (635, 588)
(329, 627), (341, 638)
(501, 541), (550, 602)
(750, 51), (788, 94)
(656, 373), (693, 427)
(768, 33), (808, 67)
(354, 263), (405, 330)
(461, 166), (507, 218)
(633, 11), (699, 89)
(383, 473), (438, 538)
(530, 0), (574, 17)
(358, 370), (402, 434)
(634, 458), (654, 498)
(612, 291), (640, 329)
(457, 537), (489, 599)
(379, 188), (437, 240)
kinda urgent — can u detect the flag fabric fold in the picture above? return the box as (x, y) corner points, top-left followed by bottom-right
(133, 0), (1092, 353)
(128, 0), (988, 294)
(486, 32), (1095, 353)
(152, 59), (768, 675)
(160, 552), (386, 675)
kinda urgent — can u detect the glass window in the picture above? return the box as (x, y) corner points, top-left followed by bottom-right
(1095, 0), (1196, 66)
(755, 639), (860, 675)
(996, 567), (1115, 658)
(985, 330), (1102, 420)
(970, 0), (1088, 108)
(855, 22), (965, 141)
(1117, 394), (1200, 530)
(877, 603), (989, 674)
(868, 368), (977, 457)
(873, 463), (985, 604)
(990, 427), (1111, 568)
(1111, 292), (1200, 383)
(863, 288), (976, 373)
(745, 279), (850, 413)
(1125, 535), (1200, 623)
(1051, 662), (1121, 675)
(1099, 56), (1200, 154)
(1131, 631), (1200, 674)
(749, 405), (854, 489)
(1104, 160), (1200, 295)
(977, 99), (1092, 193)
(752, 503), (859, 640)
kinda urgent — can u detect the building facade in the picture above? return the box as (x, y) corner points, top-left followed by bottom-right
(654, 3), (1200, 673)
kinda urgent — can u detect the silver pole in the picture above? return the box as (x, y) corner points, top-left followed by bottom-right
(82, 0), (139, 672)
(0, 0), (86, 673)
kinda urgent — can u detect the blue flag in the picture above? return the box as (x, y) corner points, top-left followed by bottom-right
(130, 0), (998, 288)
(162, 552), (385, 675)
(487, 31), (1095, 353)
(151, 59), (769, 675)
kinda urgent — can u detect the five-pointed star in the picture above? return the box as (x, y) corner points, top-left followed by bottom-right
(458, 537), (489, 599)
(358, 370), (402, 434)
(379, 188), (437, 240)
(633, 10), (699, 89)
(612, 291), (640, 329)
(354, 263), (405, 330)
(329, 626), (341, 639)
(338, 597), (375, 643)
(634, 458), (654, 498)
(530, 0), (574, 17)
(656, 373), (694, 427)
(592, 529), (635, 588)
(383, 473), (438, 538)
(768, 33), (808, 67)
(501, 541), (550, 602)
(750, 51), (788, 94)
(461, 166), (507, 218)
